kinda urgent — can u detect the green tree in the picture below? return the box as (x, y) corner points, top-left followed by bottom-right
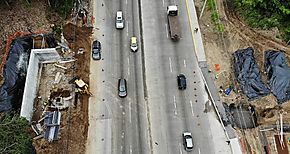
(0, 114), (33, 154)
(234, 0), (290, 42)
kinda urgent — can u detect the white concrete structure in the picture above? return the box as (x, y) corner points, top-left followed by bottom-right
(20, 48), (60, 122)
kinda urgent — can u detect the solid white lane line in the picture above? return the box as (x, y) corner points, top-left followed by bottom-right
(190, 100), (194, 116)
(169, 57), (173, 72)
(165, 23), (169, 38)
(183, 60), (187, 67)
(129, 101), (132, 123)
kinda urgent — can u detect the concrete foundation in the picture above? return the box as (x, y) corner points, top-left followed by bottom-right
(20, 48), (60, 122)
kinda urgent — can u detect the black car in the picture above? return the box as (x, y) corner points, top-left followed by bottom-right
(177, 74), (187, 90)
(92, 40), (101, 60)
(118, 78), (127, 97)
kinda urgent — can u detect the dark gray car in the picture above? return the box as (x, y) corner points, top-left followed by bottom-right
(177, 74), (187, 90)
(118, 78), (127, 97)
(92, 40), (101, 60)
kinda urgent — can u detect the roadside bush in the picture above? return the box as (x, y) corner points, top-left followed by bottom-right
(49, 0), (74, 18)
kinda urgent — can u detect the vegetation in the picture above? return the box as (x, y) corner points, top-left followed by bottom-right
(48, 0), (74, 18)
(208, 0), (224, 32)
(0, 114), (33, 154)
(234, 0), (290, 43)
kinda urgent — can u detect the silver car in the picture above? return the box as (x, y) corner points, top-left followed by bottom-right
(92, 40), (101, 60)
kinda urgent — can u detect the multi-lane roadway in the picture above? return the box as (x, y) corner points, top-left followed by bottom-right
(87, 0), (231, 154)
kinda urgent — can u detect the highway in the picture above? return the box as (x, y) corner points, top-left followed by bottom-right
(142, 0), (216, 153)
(87, 0), (149, 153)
(87, 0), (232, 153)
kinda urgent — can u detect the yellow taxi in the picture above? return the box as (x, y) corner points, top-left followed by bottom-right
(130, 36), (138, 52)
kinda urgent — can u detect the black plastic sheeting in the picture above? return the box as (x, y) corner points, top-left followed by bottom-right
(265, 50), (290, 103)
(0, 34), (57, 113)
(233, 47), (270, 100)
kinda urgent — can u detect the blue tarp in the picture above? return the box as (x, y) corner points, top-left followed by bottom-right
(233, 47), (270, 100)
(265, 50), (290, 103)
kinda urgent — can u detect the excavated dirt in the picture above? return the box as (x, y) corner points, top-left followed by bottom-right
(195, 0), (290, 153)
(32, 23), (92, 154)
(0, 1), (92, 153)
(195, 0), (290, 122)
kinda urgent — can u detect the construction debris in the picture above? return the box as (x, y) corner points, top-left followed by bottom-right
(54, 64), (67, 70)
(44, 111), (61, 142)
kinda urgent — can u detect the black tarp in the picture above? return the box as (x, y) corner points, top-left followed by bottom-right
(0, 34), (57, 113)
(0, 36), (32, 113)
(265, 50), (290, 103)
(233, 47), (270, 100)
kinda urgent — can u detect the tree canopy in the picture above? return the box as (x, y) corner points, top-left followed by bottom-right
(0, 114), (33, 154)
(234, 0), (290, 43)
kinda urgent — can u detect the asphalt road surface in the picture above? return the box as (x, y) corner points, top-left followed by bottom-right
(87, 0), (230, 154)
(87, 0), (149, 153)
(142, 0), (216, 153)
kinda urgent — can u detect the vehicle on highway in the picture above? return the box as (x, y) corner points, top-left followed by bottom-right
(183, 132), (193, 151)
(116, 11), (124, 29)
(118, 78), (127, 97)
(92, 40), (101, 60)
(177, 74), (187, 90)
(130, 36), (138, 52)
(167, 5), (181, 41)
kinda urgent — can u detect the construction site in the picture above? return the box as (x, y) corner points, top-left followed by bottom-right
(0, 0), (289, 153)
(0, 0), (93, 153)
(196, 0), (290, 153)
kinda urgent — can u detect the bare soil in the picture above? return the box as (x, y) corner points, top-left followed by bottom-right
(32, 23), (92, 154)
(195, 0), (290, 153)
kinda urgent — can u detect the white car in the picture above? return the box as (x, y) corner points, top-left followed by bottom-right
(116, 11), (124, 29)
(183, 132), (193, 151)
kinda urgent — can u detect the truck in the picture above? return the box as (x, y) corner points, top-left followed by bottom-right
(167, 5), (181, 41)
